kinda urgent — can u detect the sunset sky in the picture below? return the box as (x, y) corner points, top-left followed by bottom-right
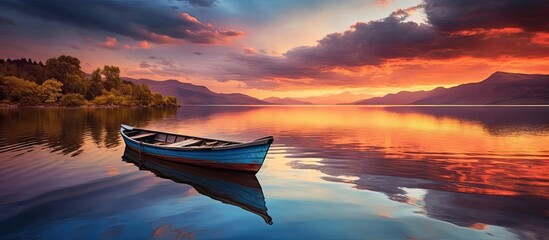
(1, 0), (548, 99)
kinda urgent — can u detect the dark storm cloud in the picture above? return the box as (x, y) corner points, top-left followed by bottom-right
(283, 13), (547, 69)
(225, 51), (327, 80)
(282, 1), (549, 69)
(0, 16), (15, 25)
(424, 0), (549, 32)
(284, 14), (437, 67)
(136, 57), (190, 77)
(158, 59), (175, 67)
(212, 51), (356, 89)
(139, 61), (152, 68)
(187, 0), (216, 8)
(0, 0), (242, 44)
(217, 1), (549, 86)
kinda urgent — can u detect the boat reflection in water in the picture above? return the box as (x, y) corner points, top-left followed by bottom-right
(122, 147), (273, 225)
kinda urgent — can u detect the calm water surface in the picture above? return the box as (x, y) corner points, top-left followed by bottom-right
(1, 106), (548, 240)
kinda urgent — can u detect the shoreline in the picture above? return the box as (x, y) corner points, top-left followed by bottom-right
(2, 103), (549, 108)
(0, 103), (179, 109)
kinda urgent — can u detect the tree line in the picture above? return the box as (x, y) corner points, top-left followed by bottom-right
(0, 55), (177, 107)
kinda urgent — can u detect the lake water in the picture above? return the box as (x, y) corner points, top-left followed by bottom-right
(1, 106), (548, 240)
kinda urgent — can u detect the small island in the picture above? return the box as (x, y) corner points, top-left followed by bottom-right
(0, 55), (177, 107)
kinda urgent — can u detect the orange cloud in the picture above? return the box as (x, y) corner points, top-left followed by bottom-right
(452, 27), (524, 37)
(469, 223), (488, 230)
(375, 0), (392, 7)
(532, 32), (549, 45)
(99, 36), (152, 50)
(123, 41), (151, 50)
(145, 32), (182, 44)
(180, 13), (200, 23)
(138, 41), (151, 49)
(100, 36), (118, 48)
(243, 47), (257, 54)
(390, 3), (426, 19)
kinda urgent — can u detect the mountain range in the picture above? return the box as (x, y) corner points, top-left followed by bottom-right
(125, 77), (268, 105)
(262, 91), (373, 105)
(353, 72), (549, 105)
(262, 97), (312, 105)
(125, 72), (548, 105)
(294, 91), (374, 105)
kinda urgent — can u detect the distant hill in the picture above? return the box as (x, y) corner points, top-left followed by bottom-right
(296, 91), (373, 105)
(353, 72), (549, 105)
(352, 87), (446, 105)
(262, 97), (313, 105)
(125, 78), (269, 105)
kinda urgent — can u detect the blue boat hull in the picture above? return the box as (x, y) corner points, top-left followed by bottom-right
(122, 147), (272, 224)
(121, 127), (272, 173)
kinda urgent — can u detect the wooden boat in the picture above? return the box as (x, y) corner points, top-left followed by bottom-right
(122, 147), (273, 224)
(120, 124), (273, 173)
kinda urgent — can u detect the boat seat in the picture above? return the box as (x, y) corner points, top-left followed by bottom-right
(131, 133), (156, 139)
(166, 139), (202, 147)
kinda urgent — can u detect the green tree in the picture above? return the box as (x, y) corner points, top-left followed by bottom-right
(151, 93), (164, 106)
(0, 76), (42, 105)
(39, 79), (64, 103)
(101, 66), (122, 91)
(85, 68), (104, 100)
(63, 73), (86, 94)
(119, 81), (134, 96)
(1, 55), (178, 108)
(45, 55), (86, 94)
(60, 93), (86, 107)
(93, 90), (124, 106)
(164, 96), (178, 107)
(131, 84), (153, 106)
(0, 58), (46, 84)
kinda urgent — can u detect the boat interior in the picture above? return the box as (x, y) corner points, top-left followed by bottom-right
(124, 129), (238, 148)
